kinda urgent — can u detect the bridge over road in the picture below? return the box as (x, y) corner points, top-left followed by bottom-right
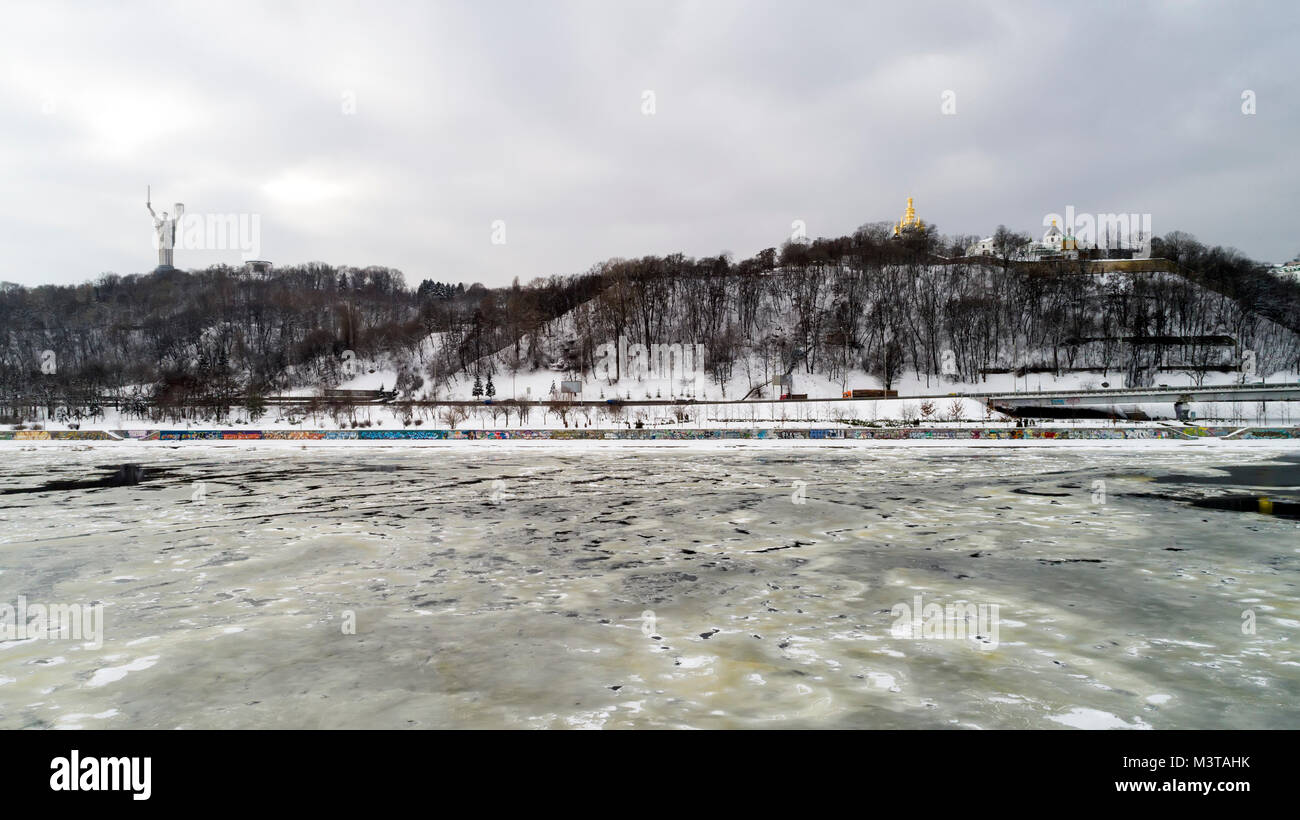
(976, 383), (1300, 406)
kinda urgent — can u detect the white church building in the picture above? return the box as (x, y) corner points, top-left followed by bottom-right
(965, 217), (1151, 261)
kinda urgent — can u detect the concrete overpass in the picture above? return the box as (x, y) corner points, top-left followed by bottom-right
(978, 383), (1300, 406)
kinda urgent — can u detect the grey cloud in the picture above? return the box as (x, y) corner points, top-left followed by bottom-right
(1, 0), (1296, 287)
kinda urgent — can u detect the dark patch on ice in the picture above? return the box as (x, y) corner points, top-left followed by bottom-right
(1, 463), (181, 494)
(621, 571), (699, 603)
(1153, 455), (1300, 490)
(411, 598), (457, 608)
(197, 551), (250, 567)
(749, 540), (814, 553)
(1191, 495), (1300, 519)
(1130, 489), (1300, 520)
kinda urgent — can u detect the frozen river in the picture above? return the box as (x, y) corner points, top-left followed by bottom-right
(2, 441), (1298, 729)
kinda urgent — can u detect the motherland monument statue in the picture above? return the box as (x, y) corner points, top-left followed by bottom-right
(146, 185), (183, 271)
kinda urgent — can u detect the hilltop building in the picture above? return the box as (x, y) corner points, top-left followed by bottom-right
(1027, 219), (1080, 258)
(1271, 259), (1300, 281)
(965, 217), (1152, 262)
(891, 197), (927, 237)
(243, 260), (274, 278)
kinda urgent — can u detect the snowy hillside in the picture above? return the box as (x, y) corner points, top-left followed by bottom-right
(336, 259), (1300, 405)
(3, 229), (1300, 430)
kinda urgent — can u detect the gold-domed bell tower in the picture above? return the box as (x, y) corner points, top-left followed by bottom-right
(892, 196), (926, 236)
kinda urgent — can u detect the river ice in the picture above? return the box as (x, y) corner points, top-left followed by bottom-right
(1, 440), (1298, 729)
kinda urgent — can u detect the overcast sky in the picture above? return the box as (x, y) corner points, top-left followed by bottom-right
(2, 0), (1296, 288)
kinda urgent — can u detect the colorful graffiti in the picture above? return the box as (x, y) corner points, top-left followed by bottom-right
(0, 430), (113, 440)
(117, 430), (160, 440)
(4, 426), (1299, 443)
(1240, 428), (1296, 439)
(357, 430), (447, 439)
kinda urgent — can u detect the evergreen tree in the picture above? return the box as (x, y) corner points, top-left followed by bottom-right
(472, 374), (483, 398)
(485, 373), (495, 398)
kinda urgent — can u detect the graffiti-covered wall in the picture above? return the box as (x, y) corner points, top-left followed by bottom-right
(3, 426), (1299, 442)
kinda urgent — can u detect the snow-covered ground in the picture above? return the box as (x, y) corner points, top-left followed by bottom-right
(19, 391), (1300, 433)
(20, 404), (1300, 432)
(331, 347), (1296, 404)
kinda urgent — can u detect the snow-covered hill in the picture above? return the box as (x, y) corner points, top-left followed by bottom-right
(334, 260), (1300, 405)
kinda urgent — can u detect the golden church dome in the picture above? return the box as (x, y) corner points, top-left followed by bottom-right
(893, 196), (926, 235)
